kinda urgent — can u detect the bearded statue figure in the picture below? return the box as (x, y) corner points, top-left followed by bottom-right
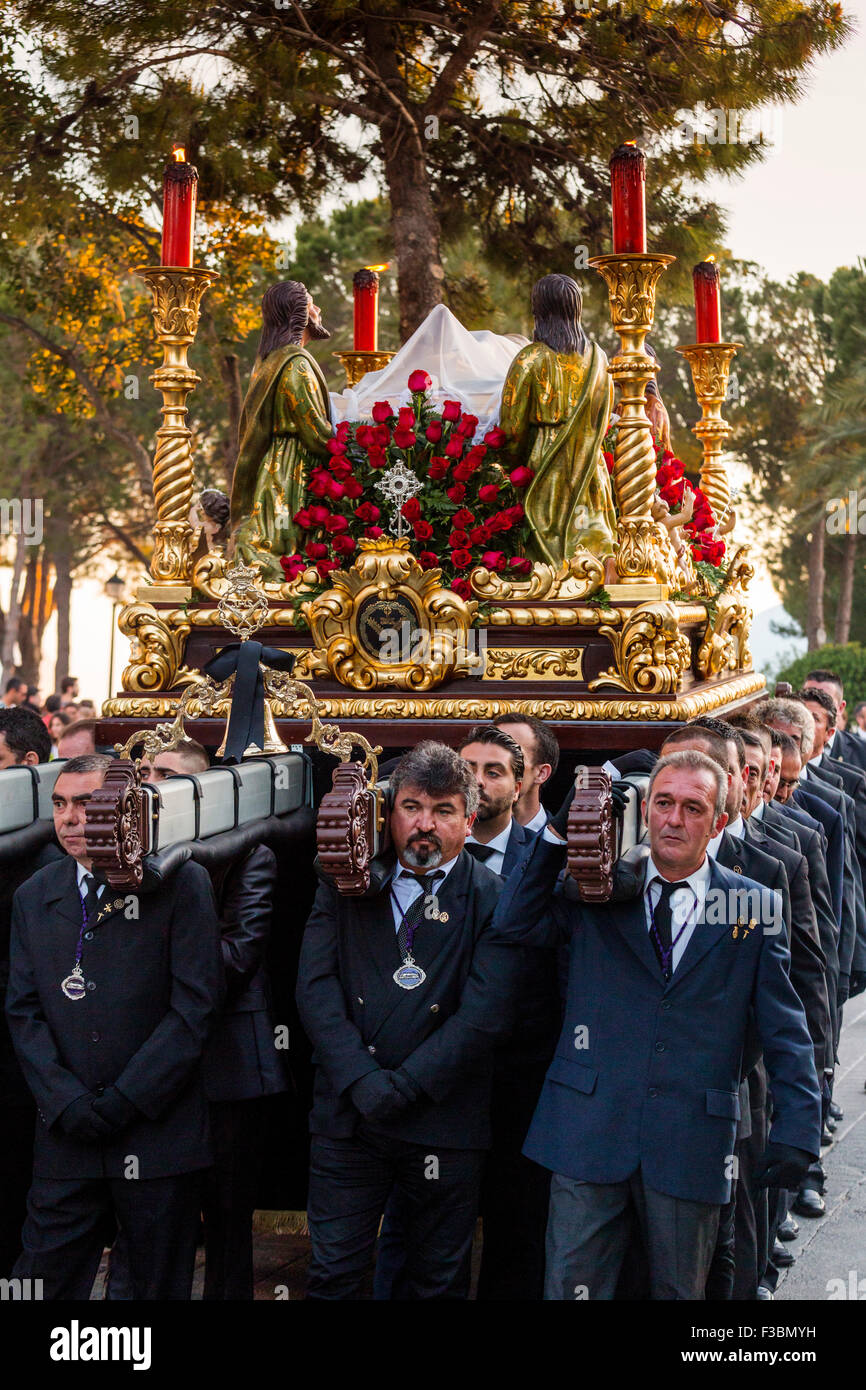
(499, 274), (616, 570)
(230, 281), (333, 580)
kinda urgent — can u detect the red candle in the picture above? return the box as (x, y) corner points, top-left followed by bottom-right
(609, 143), (646, 254)
(161, 147), (198, 267)
(693, 260), (722, 342)
(353, 267), (382, 351)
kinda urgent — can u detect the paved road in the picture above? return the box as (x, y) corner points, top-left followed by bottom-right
(777, 997), (866, 1301)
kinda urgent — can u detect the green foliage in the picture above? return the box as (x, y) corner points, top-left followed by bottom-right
(776, 643), (866, 707)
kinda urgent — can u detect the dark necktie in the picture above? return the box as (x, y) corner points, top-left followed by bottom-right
(81, 873), (100, 925)
(465, 842), (496, 863)
(396, 870), (445, 958)
(649, 879), (690, 978)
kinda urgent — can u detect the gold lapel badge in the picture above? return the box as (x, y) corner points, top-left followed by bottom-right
(732, 917), (757, 940)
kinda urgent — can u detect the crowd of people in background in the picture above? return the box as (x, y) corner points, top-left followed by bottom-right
(1, 674), (103, 763)
(1, 668), (865, 1300)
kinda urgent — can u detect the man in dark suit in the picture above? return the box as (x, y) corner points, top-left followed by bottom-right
(296, 741), (521, 1299)
(0, 709), (61, 1276)
(6, 754), (223, 1300)
(458, 723), (558, 1299)
(493, 713), (559, 835)
(804, 668), (866, 773)
(493, 749), (822, 1300)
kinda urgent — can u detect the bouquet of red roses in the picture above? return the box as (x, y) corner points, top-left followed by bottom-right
(281, 371), (531, 597)
(654, 444), (726, 569)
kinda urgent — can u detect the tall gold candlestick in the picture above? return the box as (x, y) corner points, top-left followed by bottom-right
(137, 265), (219, 592)
(675, 342), (741, 523)
(333, 348), (395, 388)
(589, 252), (675, 598)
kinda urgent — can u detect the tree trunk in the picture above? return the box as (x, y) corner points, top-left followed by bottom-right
(806, 525), (827, 650)
(382, 133), (445, 342)
(53, 543), (72, 693)
(834, 532), (857, 645)
(0, 528), (28, 672)
(17, 553), (38, 684)
(220, 351), (243, 490)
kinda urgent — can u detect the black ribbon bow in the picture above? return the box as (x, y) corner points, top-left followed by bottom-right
(203, 641), (295, 763)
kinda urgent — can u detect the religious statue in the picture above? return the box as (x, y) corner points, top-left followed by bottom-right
(498, 274), (617, 569)
(190, 488), (230, 565)
(230, 281), (333, 581)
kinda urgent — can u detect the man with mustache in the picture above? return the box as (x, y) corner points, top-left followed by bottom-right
(296, 741), (522, 1299)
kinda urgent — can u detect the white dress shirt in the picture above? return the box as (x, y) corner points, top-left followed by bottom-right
(465, 821), (513, 877)
(390, 855), (459, 933)
(750, 799), (765, 823)
(644, 854), (711, 973)
(524, 805), (549, 836)
(75, 861), (105, 899)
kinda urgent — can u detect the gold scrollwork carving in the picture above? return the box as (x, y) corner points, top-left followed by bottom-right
(483, 648), (585, 681)
(590, 602), (692, 696)
(470, 551), (605, 602)
(696, 594), (753, 679)
(119, 602), (194, 693)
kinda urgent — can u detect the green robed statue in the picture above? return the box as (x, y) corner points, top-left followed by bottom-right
(231, 281), (334, 580)
(499, 274), (616, 570)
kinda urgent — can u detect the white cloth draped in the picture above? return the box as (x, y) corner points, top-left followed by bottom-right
(328, 303), (528, 435)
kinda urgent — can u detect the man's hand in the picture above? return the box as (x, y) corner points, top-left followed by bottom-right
(350, 1070), (412, 1122)
(58, 1093), (115, 1143)
(754, 1141), (815, 1190)
(610, 782), (631, 822)
(91, 1085), (138, 1135)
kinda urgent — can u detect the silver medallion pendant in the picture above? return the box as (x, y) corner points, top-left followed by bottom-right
(61, 966), (86, 1001)
(393, 957), (426, 991)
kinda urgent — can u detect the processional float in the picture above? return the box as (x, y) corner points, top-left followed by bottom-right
(92, 143), (762, 898)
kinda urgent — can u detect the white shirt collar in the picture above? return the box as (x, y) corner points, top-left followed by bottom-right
(644, 852), (711, 899)
(524, 805), (548, 835)
(799, 762), (810, 780)
(467, 821), (512, 856)
(826, 729), (836, 753)
(749, 799), (765, 822)
(75, 861), (103, 896)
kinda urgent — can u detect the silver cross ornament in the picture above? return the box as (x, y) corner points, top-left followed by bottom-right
(375, 461), (423, 538)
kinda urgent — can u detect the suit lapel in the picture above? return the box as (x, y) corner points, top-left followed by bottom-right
(610, 888), (666, 986)
(45, 856), (85, 928)
(671, 859), (733, 986)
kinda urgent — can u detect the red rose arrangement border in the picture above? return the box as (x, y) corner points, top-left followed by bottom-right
(281, 371), (532, 598)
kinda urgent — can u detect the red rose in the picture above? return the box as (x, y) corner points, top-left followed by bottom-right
(372, 401), (393, 424)
(428, 456), (449, 480)
(446, 483), (466, 502)
(327, 437), (347, 455)
(442, 400), (461, 422)
(506, 504), (524, 523)
(280, 555), (307, 581)
(408, 370), (432, 393)
(452, 462), (474, 483)
(308, 471), (330, 497)
(402, 497), (422, 522)
(325, 514), (349, 534)
(449, 530), (471, 549)
(326, 478), (346, 501)
(332, 534), (356, 556)
(343, 477), (364, 499)
(478, 483), (499, 505)
(393, 428), (416, 450)
(425, 421), (443, 443)
(691, 545), (706, 562)
(661, 449), (676, 464)
(508, 557), (533, 576)
(307, 504), (330, 526)
(355, 501), (380, 523)
(450, 548), (473, 569)
(316, 559), (340, 581)
(304, 540), (329, 560)
(413, 519), (434, 541)
(457, 413), (479, 437)
(371, 424), (390, 448)
(293, 508), (313, 530)
(659, 485), (682, 508)
(450, 577), (472, 599)
(509, 466), (534, 488)
(336, 419), (351, 440)
(364, 526), (384, 539)
(444, 438), (464, 459)
(481, 550), (506, 572)
(453, 508), (475, 528)
(468, 525), (489, 547)
(418, 551), (439, 570)
(465, 444), (486, 465)
(656, 464), (675, 488)
(603, 452), (615, 474)
(484, 426), (506, 448)
(367, 449), (387, 470)
(355, 424), (373, 447)
(397, 406), (415, 429)
(329, 457), (352, 479)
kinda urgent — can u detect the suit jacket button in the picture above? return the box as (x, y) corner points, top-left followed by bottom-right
(357, 997), (364, 1005)
(655, 1041), (665, 1052)
(368, 1045), (376, 1054)
(86, 981), (96, 991)
(84, 931), (94, 941)
(661, 1001), (671, 1011)
(648, 1087), (659, 1098)
(90, 1030), (100, 1043)
(430, 1004), (440, 1013)
(95, 1085), (105, 1095)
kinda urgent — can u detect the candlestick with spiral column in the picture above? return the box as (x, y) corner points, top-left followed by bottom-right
(675, 342), (741, 524)
(136, 265), (219, 594)
(589, 251), (675, 598)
